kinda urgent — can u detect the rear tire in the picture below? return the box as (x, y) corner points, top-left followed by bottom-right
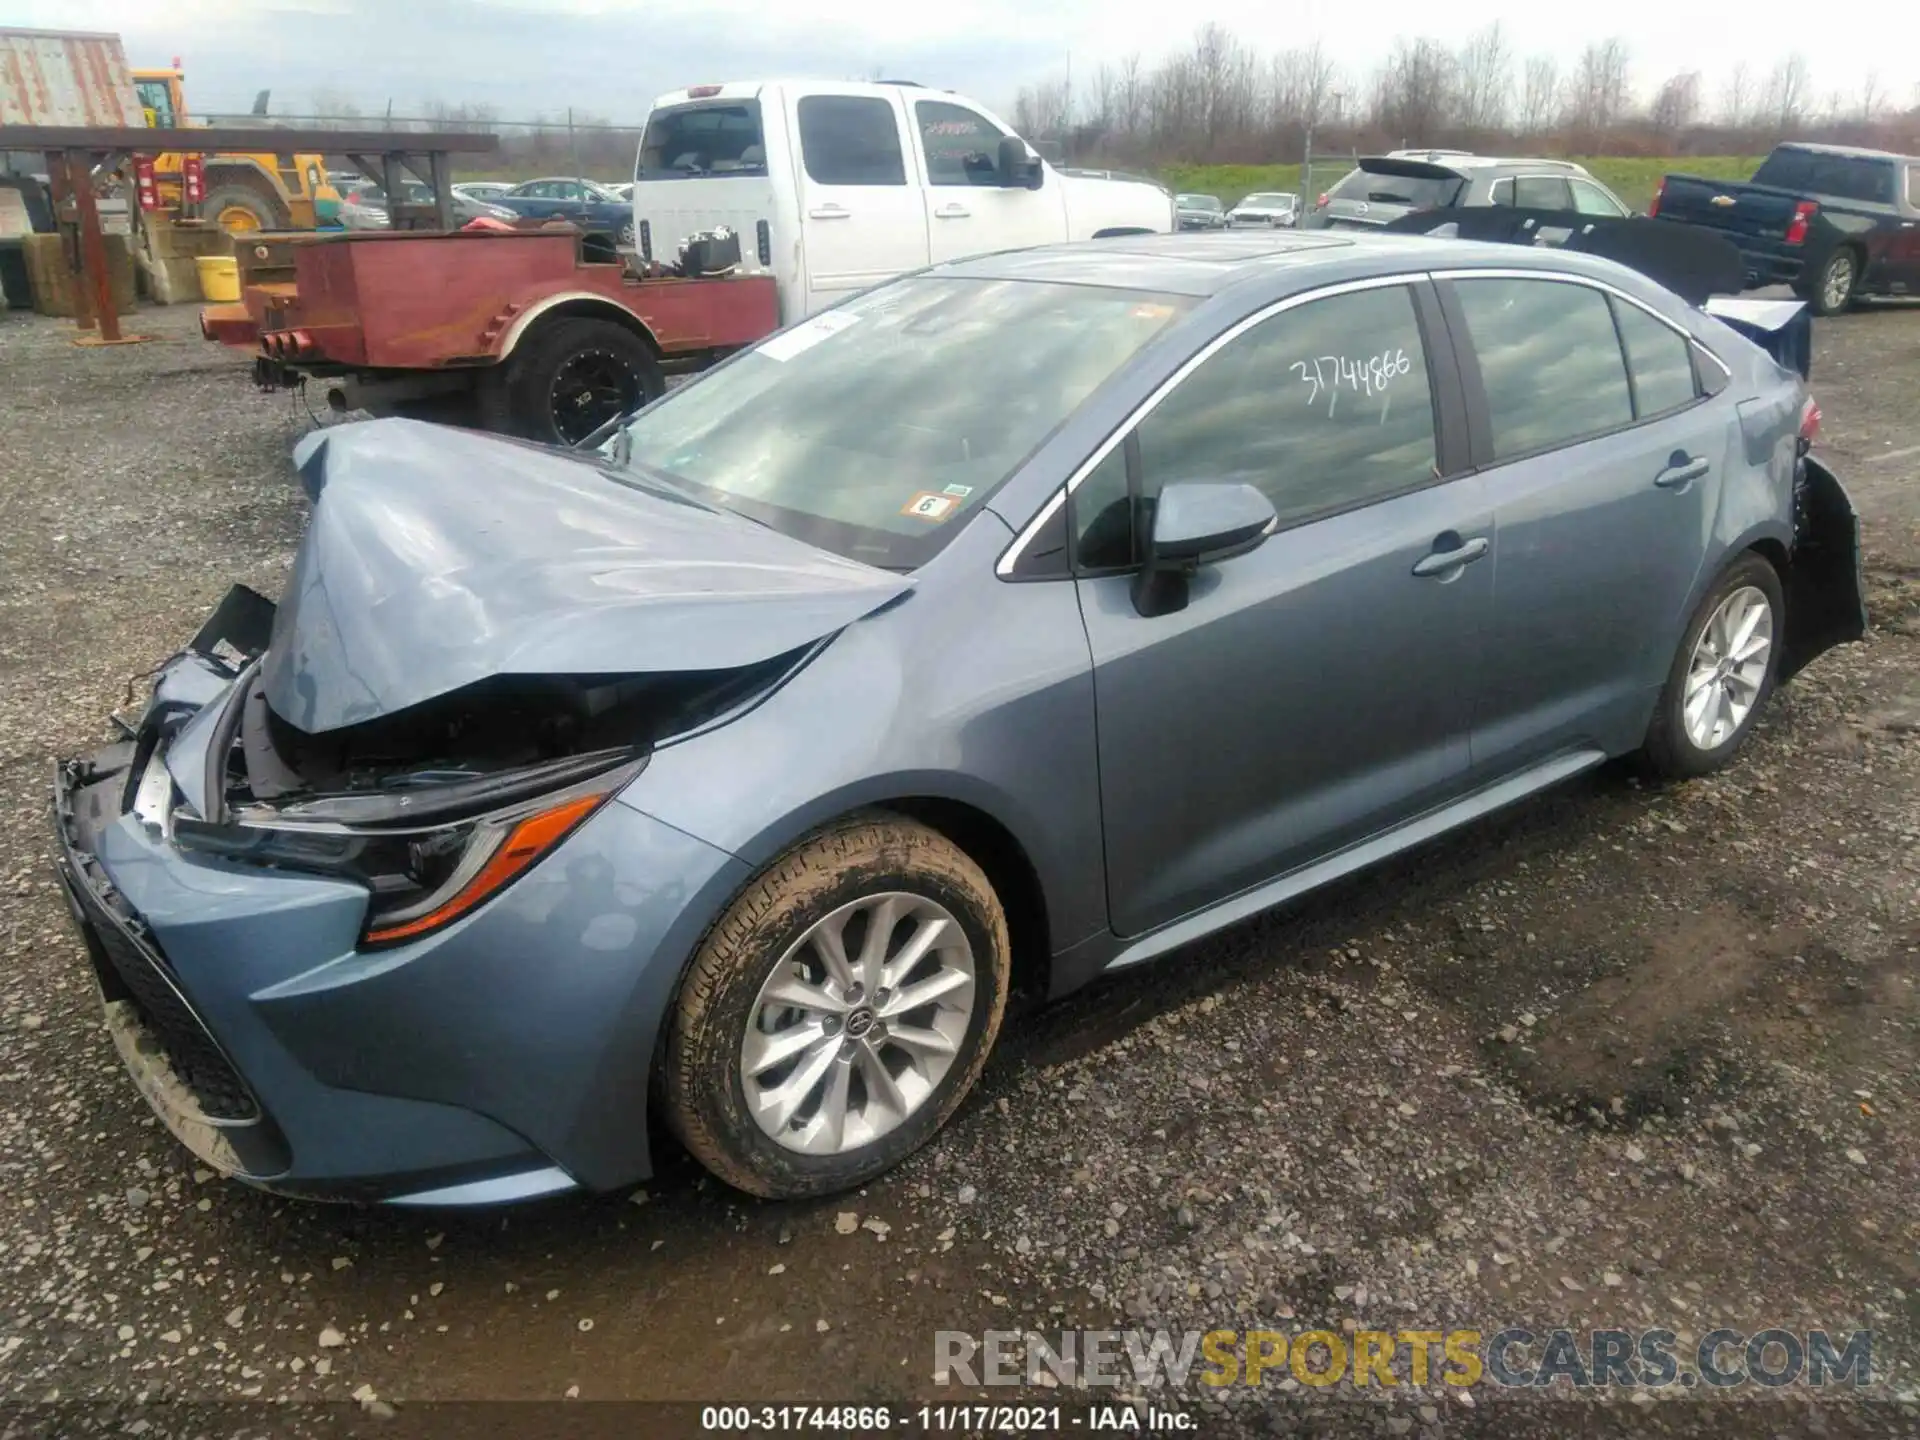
(493, 316), (664, 445)
(660, 814), (1010, 1199)
(1640, 554), (1784, 780)
(1798, 247), (1858, 317)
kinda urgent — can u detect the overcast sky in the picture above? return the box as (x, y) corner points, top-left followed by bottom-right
(13, 0), (1916, 123)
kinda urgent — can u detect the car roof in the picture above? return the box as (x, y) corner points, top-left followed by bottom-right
(934, 230), (1643, 299)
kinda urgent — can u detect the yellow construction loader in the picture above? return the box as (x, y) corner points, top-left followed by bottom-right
(131, 63), (340, 232)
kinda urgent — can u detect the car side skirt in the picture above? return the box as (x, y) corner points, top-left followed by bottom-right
(1099, 746), (1607, 975)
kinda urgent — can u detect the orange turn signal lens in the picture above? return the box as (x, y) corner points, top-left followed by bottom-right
(361, 792), (606, 946)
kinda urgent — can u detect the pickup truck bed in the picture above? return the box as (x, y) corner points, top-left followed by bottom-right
(1651, 145), (1920, 315)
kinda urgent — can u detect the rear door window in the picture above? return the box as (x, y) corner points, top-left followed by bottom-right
(1452, 277), (1633, 459)
(796, 96), (906, 186)
(1511, 175), (1574, 210)
(638, 101), (767, 179)
(915, 101), (1006, 186)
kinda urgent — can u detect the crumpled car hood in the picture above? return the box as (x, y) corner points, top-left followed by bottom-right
(263, 419), (911, 733)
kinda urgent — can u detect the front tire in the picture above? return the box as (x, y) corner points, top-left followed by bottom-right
(1640, 554), (1784, 779)
(660, 814), (1010, 1199)
(201, 179), (290, 235)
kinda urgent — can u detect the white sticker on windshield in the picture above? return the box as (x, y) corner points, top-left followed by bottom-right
(757, 309), (860, 362)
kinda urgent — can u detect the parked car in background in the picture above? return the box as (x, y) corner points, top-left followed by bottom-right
(1228, 192), (1299, 228)
(335, 179), (515, 230)
(56, 231), (1862, 1207)
(631, 80), (1173, 320)
(1302, 155), (1630, 231)
(1176, 193), (1227, 229)
(1650, 143), (1920, 315)
(452, 181), (513, 204)
(494, 176), (635, 247)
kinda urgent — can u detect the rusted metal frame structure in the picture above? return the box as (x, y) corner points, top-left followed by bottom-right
(3, 125), (498, 341)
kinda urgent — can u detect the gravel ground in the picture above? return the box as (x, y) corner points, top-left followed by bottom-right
(1, 300), (1917, 1440)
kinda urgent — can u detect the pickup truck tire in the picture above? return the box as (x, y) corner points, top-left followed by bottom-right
(492, 316), (664, 446)
(660, 813), (1010, 1199)
(1799, 247), (1860, 317)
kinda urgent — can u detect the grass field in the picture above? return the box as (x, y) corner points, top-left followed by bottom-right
(1162, 155), (1764, 213)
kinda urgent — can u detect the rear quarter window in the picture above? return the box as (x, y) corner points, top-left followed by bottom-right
(1609, 299), (1699, 418)
(1752, 149), (1815, 189)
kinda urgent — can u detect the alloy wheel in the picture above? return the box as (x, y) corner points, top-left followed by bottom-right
(1822, 253), (1855, 313)
(1682, 584), (1773, 751)
(740, 892), (976, 1156)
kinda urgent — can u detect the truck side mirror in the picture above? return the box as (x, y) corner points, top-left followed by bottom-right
(997, 136), (1043, 191)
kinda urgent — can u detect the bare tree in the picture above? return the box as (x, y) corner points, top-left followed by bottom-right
(1648, 71), (1702, 135)
(1265, 40), (1337, 130)
(1518, 55), (1559, 135)
(1564, 38), (1630, 137)
(1719, 62), (1753, 127)
(1013, 78), (1072, 142)
(1370, 37), (1457, 142)
(1455, 23), (1513, 132)
(1114, 52), (1146, 142)
(1762, 53), (1811, 131)
(1857, 71), (1884, 122)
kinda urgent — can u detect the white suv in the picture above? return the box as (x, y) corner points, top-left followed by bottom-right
(631, 80), (1174, 321)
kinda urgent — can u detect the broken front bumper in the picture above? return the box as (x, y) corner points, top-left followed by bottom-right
(49, 651), (749, 1204)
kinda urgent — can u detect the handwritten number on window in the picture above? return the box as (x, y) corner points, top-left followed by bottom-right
(1289, 349), (1411, 418)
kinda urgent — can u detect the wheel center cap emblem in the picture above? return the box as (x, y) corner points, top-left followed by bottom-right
(845, 1008), (875, 1039)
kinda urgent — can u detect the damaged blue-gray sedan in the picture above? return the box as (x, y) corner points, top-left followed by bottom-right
(54, 232), (1865, 1205)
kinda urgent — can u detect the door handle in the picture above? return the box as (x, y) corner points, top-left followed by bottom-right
(1654, 455), (1710, 489)
(807, 205), (850, 220)
(1411, 536), (1490, 578)
(934, 203), (971, 219)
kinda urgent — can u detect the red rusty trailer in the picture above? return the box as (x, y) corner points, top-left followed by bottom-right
(201, 226), (779, 444)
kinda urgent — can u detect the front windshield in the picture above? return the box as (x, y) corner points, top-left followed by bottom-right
(1178, 194), (1222, 211)
(617, 277), (1192, 569)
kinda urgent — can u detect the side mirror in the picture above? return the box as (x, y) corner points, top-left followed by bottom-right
(1131, 482), (1276, 617)
(997, 135), (1044, 191)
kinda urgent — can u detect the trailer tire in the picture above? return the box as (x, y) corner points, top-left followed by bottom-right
(493, 316), (665, 446)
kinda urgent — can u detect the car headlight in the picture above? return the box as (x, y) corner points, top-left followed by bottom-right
(173, 749), (641, 947)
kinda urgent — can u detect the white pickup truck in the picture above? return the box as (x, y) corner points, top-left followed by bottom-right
(630, 80), (1175, 320)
